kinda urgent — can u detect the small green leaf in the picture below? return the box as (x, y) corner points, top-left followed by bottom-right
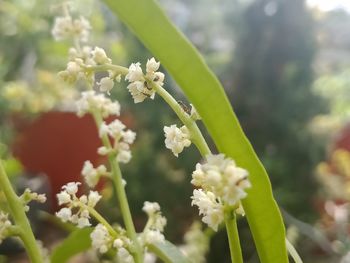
(148, 241), (191, 263)
(50, 227), (93, 263)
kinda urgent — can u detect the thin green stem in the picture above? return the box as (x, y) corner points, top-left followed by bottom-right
(91, 112), (143, 263)
(84, 64), (129, 75)
(150, 82), (211, 157)
(0, 159), (43, 263)
(83, 63), (211, 156)
(286, 238), (303, 263)
(224, 208), (243, 263)
(85, 206), (118, 236)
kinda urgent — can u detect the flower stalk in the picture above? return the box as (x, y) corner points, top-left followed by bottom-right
(225, 207), (243, 263)
(91, 111), (143, 263)
(0, 159), (43, 263)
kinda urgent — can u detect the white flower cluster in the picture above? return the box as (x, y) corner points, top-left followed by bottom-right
(52, 15), (91, 42)
(56, 182), (101, 228)
(0, 212), (12, 245)
(76, 90), (120, 118)
(125, 58), (165, 103)
(90, 223), (134, 261)
(20, 188), (47, 211)
(140, 202), (167, 245)
(164, 125), (191, 157)
(191, 190), (224, 231)
(191, 154), (251, 231)
(81, 161), (108, 188)
(98, 119), (136, 164)
(58, 46), (115, 85)
(180, 221), (209, 263)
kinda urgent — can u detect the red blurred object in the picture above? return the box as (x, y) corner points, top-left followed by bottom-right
(332, 122), (350, 152)
(12, 111), (134, 210)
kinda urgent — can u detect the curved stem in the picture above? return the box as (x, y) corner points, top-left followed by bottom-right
(150, 82), (211, 157)
(225, 207), (243, 263)
(286, 238), (303, 263)
(0, 159), (43, 263)
(84, 63), (211, 156)
(85, 206), (118, 237)
(91, 112), (143, 263)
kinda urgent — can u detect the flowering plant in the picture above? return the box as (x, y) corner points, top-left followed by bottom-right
(0, 1), (300, 263)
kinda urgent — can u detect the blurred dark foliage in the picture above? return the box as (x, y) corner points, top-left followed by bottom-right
(225, 0), (327, 220)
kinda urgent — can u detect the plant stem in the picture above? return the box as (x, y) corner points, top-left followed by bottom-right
(286, 238), (303, 263)
(86, 63), (211, 156)
(86, 206), (118, 237)
(92, 112), (143, 263)
(0, 159), (43, 263)
(224, 208), (243, 263)
(150, 82), (211, 157)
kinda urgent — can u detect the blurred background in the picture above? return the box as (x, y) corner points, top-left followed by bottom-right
(0, 0), (350, 262)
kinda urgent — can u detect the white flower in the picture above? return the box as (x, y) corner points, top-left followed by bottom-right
(52, 15), (91, 42)
(0, 212), (12, 244)
(191, 189), (224, 231)
(143, 230), (165, 244)
(116, 247), (134, 263)
(123, 130), (136, 144)
(58, 59), (85, 84)
(97, 146), (112, 156)
(92, 47), (112, 65)
(146, 58), (160, 73)
(56, 207), (72, 222)
(144, 253), (157, 263)
(113, 238), (124, 248)
(55, 182), (102, 228)
(90, 224), (112, 254)
(62, 182), (80, 195)
(57, 191), (71, 205)
(142, 201), (160, 215)
(141, 202), (167, 245)
(125, 59), (163, 103)
(76, 91), (120, 118)
(163, 125), (191, 157)
(191, 154), (251, 206)
(152, 72), (165, 86)
(180, 221), (209, 263)
(77, 216), (91, 228)
(20, 189), (47, 205)
(145, 58), (164, 86)
(52, 16), (73, 41)
(98, 77), (114, 93)
(88, 191), (102, 207)
(125, 62), (144, 82)
(98, 120), (136, 164)
(73, 16), (91, 42)
(127, 81), (152, 103)
(81, 161), (107, 188)
(117, 149), (132, 163)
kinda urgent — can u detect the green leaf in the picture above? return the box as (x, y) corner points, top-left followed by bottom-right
(103, 0), (288, 262)
(50, 227), (93, 263)
(148, 241), (191, 263)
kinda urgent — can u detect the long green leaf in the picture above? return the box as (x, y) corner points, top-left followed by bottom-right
(50, 227), (93, 263)
(103, 0), (288, 262)
(148, 241), (192, 263)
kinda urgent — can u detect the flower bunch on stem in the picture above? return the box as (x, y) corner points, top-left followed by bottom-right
(51, 3), (252, 262)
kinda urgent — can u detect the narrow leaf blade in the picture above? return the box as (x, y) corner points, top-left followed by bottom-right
(50, 227), (93, 263)
(148, 241), (191, 263)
